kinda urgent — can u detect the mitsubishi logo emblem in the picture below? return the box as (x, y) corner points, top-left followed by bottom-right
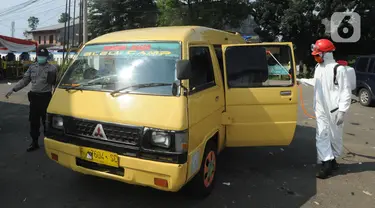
(92, 124), (107, 140)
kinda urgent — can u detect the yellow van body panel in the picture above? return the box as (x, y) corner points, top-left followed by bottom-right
(87, 26), (245, 45)
(221, 42), (298, 147)
(47, 89), (188, 130)
(44, 138), (187, 192)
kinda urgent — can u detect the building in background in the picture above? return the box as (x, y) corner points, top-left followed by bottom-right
(27, 19), (80, 49)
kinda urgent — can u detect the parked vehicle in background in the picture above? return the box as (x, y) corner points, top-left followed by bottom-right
(353, 55), (375, 106)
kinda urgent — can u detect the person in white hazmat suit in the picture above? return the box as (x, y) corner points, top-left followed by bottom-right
(297, 39), (352, 179)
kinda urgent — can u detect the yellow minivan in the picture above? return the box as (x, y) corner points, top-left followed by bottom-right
(44, 26), (297, 196)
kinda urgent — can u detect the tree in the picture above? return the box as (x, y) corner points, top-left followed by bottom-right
(88, 0), (158, 39)
(157, 0), (250, 30)
(58, 13), (71, 23)
(28, 16), (39, 30)
(314, 0), (375, 56)
(157, 0), (184, 26)
(23, 31), (30, 39)
(250, 0), (375, 66)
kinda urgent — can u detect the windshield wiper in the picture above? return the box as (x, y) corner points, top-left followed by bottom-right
(110, 83), (171, 96)
(64, 82), (116, 91)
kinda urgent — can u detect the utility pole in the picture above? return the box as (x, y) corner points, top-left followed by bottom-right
(63, 0), (68, 61)
(11, 21), (15, 37)
(83, 0), (88, 43)
(78, 0), (82, 45)
(67, 0), (72, 51)
(72, 0), (76, 47)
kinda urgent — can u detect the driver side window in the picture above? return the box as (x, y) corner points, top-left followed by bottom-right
(188, 46), (216, 93)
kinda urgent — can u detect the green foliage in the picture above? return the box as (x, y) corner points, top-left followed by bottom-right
(251, 0), (375, 66)
(58, 13), (71, 23)
(88, 0), (158, 38)
(28, 16), (39, 30)
(156, 0), (250, 29)
(157, 0), (184, 26)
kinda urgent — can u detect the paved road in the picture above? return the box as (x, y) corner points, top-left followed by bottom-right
(0, 81), (374, 208)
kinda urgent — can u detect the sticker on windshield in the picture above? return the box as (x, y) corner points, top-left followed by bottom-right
(82, 50), (176, 57)
(80, 42), (180, 58)
(103, 45), (151, 51)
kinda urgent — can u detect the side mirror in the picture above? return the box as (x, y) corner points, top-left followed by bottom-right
(176, 60), (192, 80)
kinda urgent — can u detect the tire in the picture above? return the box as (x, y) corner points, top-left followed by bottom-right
(358, 88), (374, 107)
(185, 140), (217, 198)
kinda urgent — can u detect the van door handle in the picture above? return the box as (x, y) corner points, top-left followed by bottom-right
(280, 90), (292, 96)
(215, 96), (219, 101)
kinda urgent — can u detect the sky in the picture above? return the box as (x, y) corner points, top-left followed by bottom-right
(0, 0), (78, 39)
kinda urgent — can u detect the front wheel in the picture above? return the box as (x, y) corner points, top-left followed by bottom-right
(359, 88), (373, 107)
(186, 140), (217, 197)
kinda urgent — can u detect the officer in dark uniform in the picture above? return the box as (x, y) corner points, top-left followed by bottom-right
(5, 47), (57, 152)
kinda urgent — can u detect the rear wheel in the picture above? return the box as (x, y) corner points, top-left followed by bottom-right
(186, 140), (217, 197)
(359, 88), (373, 107)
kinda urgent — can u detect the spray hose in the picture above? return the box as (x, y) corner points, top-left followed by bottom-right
(297, 84), (316, 119)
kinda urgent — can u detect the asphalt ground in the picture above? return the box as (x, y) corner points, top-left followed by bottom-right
(0, 81), (374, 208)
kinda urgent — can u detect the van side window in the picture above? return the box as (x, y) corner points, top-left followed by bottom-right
(355, 57), (370, 72)
(189, 46), (215, 92)
(225, 45), (294, 88)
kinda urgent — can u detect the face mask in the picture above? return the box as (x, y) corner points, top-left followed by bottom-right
(314, 54), (324, 63)
(37, 56), (47, 64)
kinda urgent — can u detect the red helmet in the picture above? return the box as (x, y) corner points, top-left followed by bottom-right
(311, 39), (336, 55)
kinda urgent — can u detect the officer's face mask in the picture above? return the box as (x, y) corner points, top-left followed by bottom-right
(37, 56), (47, 64)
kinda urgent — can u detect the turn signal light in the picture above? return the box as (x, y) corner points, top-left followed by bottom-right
(51, 153), (58, 161)
(154, 178), (168, 188)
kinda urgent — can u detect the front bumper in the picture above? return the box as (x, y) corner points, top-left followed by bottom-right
(44, 137), (188, 192)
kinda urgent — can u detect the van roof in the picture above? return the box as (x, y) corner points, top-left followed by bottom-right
(86, 26), (245, 45)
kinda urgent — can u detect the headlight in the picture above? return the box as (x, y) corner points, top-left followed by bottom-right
(151, 131), (171, 148)
(52, 116), (64, 129)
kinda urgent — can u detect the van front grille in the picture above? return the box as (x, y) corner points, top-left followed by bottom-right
(65, 118), (141, 146)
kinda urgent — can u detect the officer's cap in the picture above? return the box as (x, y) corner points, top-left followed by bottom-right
(36, 47), (49, 57)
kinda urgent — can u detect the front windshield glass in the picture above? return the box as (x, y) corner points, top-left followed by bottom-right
(59, 42), (181, 96)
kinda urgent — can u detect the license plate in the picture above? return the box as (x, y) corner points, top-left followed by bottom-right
(80, 147), (119, 167)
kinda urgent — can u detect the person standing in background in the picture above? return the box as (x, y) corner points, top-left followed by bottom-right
(5, 47), (57, 152)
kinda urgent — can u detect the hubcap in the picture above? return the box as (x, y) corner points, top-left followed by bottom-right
(204, 151), (216, 187)
(360, 90), (369, 104)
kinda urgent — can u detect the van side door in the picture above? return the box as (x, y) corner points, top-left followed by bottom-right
(221, 42), (298, 147)
(186, 44), (225, 178)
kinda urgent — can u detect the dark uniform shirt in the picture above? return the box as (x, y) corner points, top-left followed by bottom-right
(13, 63), (57, 93)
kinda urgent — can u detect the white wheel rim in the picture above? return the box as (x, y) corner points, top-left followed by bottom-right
(360, 91), (369, 104)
